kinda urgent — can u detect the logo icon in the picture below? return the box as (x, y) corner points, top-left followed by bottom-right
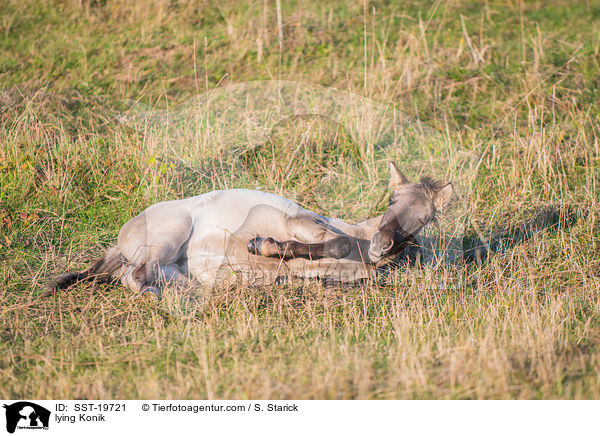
(2, 402), (50, 434)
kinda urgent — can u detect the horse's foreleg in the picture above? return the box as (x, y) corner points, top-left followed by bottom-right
(248, 236), (352, 260)
(284, 214), (342, 242)
(242, 208), (351, 260)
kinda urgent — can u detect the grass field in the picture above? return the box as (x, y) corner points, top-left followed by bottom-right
(1, 0), (599, 399)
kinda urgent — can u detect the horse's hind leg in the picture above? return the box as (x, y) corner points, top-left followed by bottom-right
(122, 262), (190, 300)
(117, 207), (193, 299)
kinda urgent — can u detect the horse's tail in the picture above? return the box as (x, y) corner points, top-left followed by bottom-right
(46, 245), (125, 295)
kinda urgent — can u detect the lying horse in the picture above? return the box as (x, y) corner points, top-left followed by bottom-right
(50, 162), (452, 298)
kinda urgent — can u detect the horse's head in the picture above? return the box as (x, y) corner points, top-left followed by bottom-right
(368, 162), (453, 263)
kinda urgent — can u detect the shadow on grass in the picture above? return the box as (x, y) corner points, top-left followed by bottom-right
(390, 205), (578, 270)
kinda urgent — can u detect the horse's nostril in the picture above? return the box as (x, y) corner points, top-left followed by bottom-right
(371, 232), (392, 253)
(383, 240), (394, 252)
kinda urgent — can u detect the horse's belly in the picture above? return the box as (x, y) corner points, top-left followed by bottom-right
(182, 226), (289, 284)
(181, 226), (230, 280)
(183, 254), (227, 283)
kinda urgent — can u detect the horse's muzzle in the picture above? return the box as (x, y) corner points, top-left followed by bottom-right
(368, 231), (393, 263)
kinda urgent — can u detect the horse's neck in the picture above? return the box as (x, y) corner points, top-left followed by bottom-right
(329, 214), (382, 240)
(356, 215), (383, 238)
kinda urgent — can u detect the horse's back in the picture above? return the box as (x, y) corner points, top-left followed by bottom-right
(131, 189), (303, 226)
(187, 188), (303, 229)
(118, 189), (300, 254)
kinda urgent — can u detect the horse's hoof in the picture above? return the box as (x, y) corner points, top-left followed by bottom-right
(140, 286), (162, 301)
(326, 237), (352, 259)
(248, 237), (264, 255)
(274, 276), (288, 285)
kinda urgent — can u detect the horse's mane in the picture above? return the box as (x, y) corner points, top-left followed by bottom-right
(418, 176), (447, 195)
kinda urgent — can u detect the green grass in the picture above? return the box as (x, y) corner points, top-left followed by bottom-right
(1, 0), (599, 399)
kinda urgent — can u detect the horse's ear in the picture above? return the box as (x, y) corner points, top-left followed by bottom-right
(433, 182), (453, 210)
(389, 161), (410, 191)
